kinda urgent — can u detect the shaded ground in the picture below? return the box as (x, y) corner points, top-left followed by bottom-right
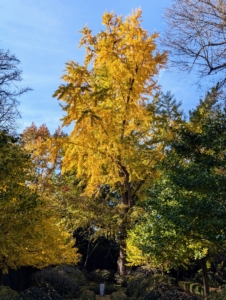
(3, 265), (226, 299)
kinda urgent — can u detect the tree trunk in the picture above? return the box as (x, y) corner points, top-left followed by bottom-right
(117, 246), (126, 276)
(117, 218), (128, 276)
(0, 269), (4, 286)
(117, 179), (132, 276)
(201, 257), (210, 299)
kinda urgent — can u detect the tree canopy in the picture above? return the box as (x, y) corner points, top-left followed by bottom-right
(54, 9), (167, 274)
(127, 87), (226, 297)
(0, 129), (80, 275)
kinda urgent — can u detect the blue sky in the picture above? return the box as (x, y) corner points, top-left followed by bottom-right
(0, 0), (201, 133)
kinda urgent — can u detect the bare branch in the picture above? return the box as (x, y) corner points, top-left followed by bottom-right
(0, 48), (32, 132)
(162, 0), (226, 88)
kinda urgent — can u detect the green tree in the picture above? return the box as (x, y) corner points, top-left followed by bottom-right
(128, 87), (226, 298)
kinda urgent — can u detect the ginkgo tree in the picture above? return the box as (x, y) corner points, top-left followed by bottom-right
(0, 129), (80, 284)
(54, 9), (167, 275)
(22, 122), (65, 193)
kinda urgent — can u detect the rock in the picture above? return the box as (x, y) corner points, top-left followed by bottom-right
(80, 289), (96, 300)
(0, 286), (20, 300)
(33, 266), (79, 298)
(110, 291), (128, 300)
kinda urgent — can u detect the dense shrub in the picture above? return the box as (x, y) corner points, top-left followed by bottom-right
(0, 286), (20, 300)
(110, 291), (128, 300)
(86, 282), (117, 295)
(80, 289), (96, 300)
(55, 265), (87, 286)
(20, 284), (63, 300)
(209, 286), (226, 299)
(143, 283), (200, 300)
(125, 274), (145, 296)
(33, 267), (79, 298)
(86, 269), (114, 282)
(126, 274), (173, 298)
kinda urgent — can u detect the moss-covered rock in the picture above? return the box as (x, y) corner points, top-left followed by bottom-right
(0, 286), (20, 300)
(33, 267), (79, 298)
(80, 290), (96, 300)
(110, 291), (128, 300)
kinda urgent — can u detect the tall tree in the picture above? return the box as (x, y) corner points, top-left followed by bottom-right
(0, 130), (80, 284)
(128, 87), (226, 298)
(163, 0), (226, 89)
(54, 9), (167, 275)
(0, 48), (31, 131)
(22, 123), (64, 193)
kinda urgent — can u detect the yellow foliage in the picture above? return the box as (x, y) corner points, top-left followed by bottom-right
(54, 9), (167, 199)
(126, 239), (149, 267)
(0, 130), (80, 273)
(53, 10), (169, 273)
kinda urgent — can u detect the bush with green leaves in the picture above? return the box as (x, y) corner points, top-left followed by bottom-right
(126, 274), (174, 298)
(209, 286), (226, 300)
(55, 265), (87, 286)
(20, 284), (63, 300)
(33, 267), (79, 298)
(80, 289), (96, 300)
(86, 269), (114, 282)
(143, 283), (200, 300)
(0, 286), (20, 300)
(86, 283), (117, 295)
(125, 274), (145, 297)
(110, 291), (128, 300)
